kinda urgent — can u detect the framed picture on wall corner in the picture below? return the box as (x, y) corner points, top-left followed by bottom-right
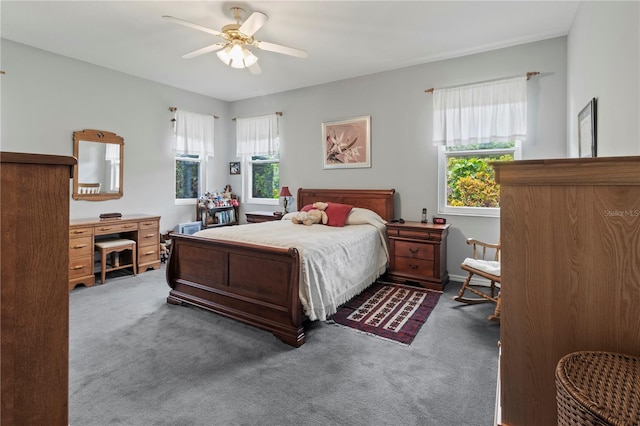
(322, 115), (371, 169)
(229, 162), (240, 175)
(578, 97), (597, 158)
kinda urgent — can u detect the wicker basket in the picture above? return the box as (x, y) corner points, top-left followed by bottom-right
(555, 351), (640, 425)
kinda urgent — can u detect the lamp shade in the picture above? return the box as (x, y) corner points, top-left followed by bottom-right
(279, 186), (292, 197)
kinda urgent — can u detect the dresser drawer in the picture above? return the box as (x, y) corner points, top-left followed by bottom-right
(139, 230), (160, 246)
(139, 245), (160, 264)
(69, 255), (93, 279)
(70, 227), (93, 238)
(395, 240), (434, 260)
(139, 220), (159, 230)
(394, 257), (435, 278)
(94, 221), (138, 235)
(69, 236), (93, 258)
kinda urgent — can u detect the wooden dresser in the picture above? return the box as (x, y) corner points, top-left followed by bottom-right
(1, 152), (75, 425)
(385, 221), (450, 291)
(493, 156), (640, 425)
(69, 214), (161, 290)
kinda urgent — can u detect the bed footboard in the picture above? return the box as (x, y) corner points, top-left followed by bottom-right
(166, 233), (305, 347)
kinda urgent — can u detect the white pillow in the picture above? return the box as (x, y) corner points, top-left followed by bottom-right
(345, 207), (385, 225)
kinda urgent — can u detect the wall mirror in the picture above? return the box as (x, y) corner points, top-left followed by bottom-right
(72, 129), (124, 201)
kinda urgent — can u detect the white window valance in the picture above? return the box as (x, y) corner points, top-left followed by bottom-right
(236, 113), (280, 157)
(174, 109), (215, 155)
(432, 76), (527, 146)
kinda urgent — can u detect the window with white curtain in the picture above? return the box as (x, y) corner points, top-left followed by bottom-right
(173, 109), (215, 204)
(433, 77), (526, 217)
(236, 114), (280, 205)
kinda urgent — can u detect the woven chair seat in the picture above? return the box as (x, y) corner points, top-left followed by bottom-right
(556, 351), (640, 425)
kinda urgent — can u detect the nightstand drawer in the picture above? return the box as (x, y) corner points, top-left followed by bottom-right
(394, 257), (435, 277)
(395, 240), (434, 260)
(387, 228), (443, 241)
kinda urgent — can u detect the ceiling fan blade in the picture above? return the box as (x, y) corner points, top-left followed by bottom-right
(182, 43), (227, 59)
(239, 12), (268, 36)
(254, 40), (308, 58)
(248, 62), (262, 75)
(162, 15), (223, 37)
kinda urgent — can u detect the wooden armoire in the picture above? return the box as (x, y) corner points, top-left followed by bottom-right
(493, 156), (640, 425)
(1, 152), (76, 425)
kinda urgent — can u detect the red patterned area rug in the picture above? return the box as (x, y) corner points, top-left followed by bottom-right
(329, 281), (442, 345)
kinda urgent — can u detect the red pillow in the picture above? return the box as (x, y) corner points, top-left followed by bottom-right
(325, 202), (353, 227)
(300, 204), (313, 212)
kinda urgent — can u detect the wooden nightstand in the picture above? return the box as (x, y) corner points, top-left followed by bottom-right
(245, 211), (283, 223)
(385, 221), (450, 291)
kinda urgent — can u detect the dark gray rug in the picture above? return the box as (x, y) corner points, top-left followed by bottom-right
(70, 267), (500, 425)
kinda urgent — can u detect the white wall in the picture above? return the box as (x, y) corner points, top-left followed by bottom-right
(231, 37), (568, 279)
(0, 40), (231, 232)
(567, 1), (640, 156)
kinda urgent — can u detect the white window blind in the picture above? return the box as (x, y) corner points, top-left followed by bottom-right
(236, 113), (280, 156)
(432, 76), (527, 146)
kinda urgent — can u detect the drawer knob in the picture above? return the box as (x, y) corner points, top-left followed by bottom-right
(409, 264), (419, 270)
(70, 265), (86, 270)
(143, 250), (157, 255)
(72, 244), (88, 249)
(409, 248), (420, 254)
(144, 233), (156, 238)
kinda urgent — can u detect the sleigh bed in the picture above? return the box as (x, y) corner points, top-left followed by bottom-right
(166, 188), (395, 347)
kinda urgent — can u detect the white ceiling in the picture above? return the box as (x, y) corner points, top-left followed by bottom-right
(1, 1), (580, 102)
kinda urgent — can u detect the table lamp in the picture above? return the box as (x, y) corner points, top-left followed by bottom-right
(280, 186), (292, 213)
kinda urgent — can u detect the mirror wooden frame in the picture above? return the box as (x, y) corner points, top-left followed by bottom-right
(72, 129), (124, 201)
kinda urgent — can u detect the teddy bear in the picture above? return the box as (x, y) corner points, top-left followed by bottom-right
(292, 201), (329, 226)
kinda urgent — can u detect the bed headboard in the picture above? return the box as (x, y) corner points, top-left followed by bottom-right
(297, 188), (395, 222)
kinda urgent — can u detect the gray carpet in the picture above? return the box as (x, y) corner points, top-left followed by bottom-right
(70, 267), (500, 425)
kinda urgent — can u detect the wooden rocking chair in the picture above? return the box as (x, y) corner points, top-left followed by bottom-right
(454, 238), (501, 322)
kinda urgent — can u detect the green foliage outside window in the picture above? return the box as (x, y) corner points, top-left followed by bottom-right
(251, 156), (280, 199)
(446, 142), (514, 208)
(176, 156), (200, 199)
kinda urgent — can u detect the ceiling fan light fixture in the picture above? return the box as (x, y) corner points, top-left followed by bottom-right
(229, 43), (244, 62)
(216, 46), (232, 65)
(243, 48), (258, 67)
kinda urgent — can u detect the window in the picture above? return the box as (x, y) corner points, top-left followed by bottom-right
(175, 153), (202, 202)
(432, 76), (527, 217)
(172, 109), (215, 205)
(236, 113), (281, 205)
(438, 142), (520, 217)
(244, 153), (280, 204)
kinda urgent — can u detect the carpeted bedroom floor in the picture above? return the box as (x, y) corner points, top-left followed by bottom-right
(69, 266), (500, 425)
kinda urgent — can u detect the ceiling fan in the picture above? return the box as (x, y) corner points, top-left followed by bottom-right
(163, 7), (308, 75)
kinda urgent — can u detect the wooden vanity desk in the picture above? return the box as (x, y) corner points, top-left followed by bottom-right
(69, 214), (161, 290)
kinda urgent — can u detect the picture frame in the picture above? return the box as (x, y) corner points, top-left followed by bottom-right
(578, 98), (597, 158)
(322, 115), (371, 169)
(229, 161), (240, 175)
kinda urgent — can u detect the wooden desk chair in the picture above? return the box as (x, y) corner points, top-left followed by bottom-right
(454, 237), (501, 322)
(94, 239), (137, 284)
(78, 183), (101, 194)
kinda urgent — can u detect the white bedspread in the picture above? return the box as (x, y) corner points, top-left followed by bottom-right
(194, 218), (389, 321)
